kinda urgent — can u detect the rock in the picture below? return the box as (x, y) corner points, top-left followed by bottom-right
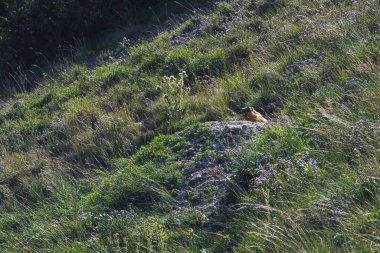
(174, 120), (269, 220)
(183, 166), (197, 176)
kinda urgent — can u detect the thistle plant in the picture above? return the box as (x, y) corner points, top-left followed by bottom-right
(162, 71), (190, 130)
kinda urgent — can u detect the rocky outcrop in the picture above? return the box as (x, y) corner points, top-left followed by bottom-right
(174, 121), (268, 218)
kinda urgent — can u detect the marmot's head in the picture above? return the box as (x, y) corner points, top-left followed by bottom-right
(242, 106), (256, 115)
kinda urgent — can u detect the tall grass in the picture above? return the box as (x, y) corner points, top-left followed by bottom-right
(0, 0), (379, 251)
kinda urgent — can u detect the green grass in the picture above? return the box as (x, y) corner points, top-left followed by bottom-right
(0, 0), (379, 252)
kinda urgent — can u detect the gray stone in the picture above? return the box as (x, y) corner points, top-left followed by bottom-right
(173, 120), (269, 219)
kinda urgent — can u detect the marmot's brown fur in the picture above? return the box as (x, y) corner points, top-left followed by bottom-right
(242, 107), (268, 123)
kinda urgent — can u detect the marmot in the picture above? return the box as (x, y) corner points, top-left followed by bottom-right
(242, 107), (268, 123)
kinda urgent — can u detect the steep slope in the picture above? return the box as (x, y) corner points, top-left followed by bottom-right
(0, 0), (379, 252)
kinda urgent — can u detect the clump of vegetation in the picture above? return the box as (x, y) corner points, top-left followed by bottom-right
(162, 71), (190, 131)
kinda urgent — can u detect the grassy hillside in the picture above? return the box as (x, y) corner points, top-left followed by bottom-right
(0, 0), (209, 91)
(0, 0), (379, 252)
